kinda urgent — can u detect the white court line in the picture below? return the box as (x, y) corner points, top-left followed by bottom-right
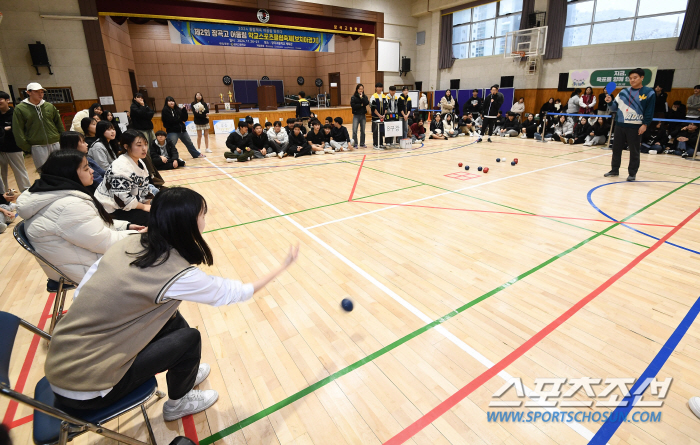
(305, 153), (611, 230)
(204, 157), (603, 443)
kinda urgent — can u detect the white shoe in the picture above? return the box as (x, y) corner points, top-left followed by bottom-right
(315, 150), (325, 155)
(226, 158), (236, 163)
(265, 152), (276, 158)
(544, 137), (552, 141)
(690, 397), (700, 419)
(504, 134), (510, 138)
(520, 134), (526, 139)
(324, 148), (335, 154)
(162, 389), (219, 422)
(194, 363), (210, 387)
(205, 148), (212, 153)
(277, 152), (283, 159)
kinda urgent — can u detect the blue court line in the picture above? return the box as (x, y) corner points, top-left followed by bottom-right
(589, 295), (700, 444)
(587, 181), (700, 256)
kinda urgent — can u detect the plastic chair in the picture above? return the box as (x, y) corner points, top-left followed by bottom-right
(13, 221), (77, 335)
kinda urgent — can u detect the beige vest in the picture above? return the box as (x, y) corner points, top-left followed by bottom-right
(45, 235), (194, 391)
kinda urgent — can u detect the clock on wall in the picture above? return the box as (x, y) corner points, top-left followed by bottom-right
(223, 75), (232, 85)
(297, 76), (305, 85)
(262, 76), (269, 80)
(315, 78), (323, 87)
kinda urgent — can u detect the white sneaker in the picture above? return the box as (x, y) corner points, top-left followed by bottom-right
(205, 148), (212, 153)
(277, 152), (283, 159)
(194, 363), (211, 387)
(544, 137), (552, 141)
(690, 397), (700, 419)
(324, 148), (335, 154)
(226, 158), (236, 163)
(265, 152), (276, 158)
(162, 389), (219, 422)
(504, 134), (510, 138)
(520, 134), (526, 139)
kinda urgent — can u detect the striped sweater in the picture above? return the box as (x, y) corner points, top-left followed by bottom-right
(608, 86), (655, 128)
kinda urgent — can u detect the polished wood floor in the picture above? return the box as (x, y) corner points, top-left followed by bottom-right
(3, 128), (700, 445)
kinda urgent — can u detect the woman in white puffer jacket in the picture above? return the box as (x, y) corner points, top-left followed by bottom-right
(17, 150), (140, 283)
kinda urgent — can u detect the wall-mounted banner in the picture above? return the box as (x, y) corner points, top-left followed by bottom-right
(168, 20), (335, 52)
(568, 67), (657, 89)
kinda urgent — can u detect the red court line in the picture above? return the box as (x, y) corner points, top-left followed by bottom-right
(384, 205), (700, 445)
(348, 155), (367, 202)
(3, 293), (55, 429)
(182, 415), (199, 444)
(352, 200), (676, 228)
(8, 415), (33, 429)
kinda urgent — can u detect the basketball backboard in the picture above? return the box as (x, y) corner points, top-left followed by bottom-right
(504, 26), (547, 59)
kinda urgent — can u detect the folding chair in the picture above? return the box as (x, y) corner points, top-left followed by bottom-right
(13, 221), (78, 335)
(0, 311), (193, 445)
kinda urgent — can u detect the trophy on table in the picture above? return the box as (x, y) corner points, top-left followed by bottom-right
(219, 93), (224, 103)
(228, 91), (233, 103)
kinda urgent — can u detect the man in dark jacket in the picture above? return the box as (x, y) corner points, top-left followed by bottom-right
(287, 124), (312, 157)
(464, 89), (483, 118)
(671, 122), (698, 158)
(653, 85), (668, 119)
(0, 91), (30, 193)
(295, 91), (311, 130)
(225, 121), (253, 162)
(498, 112), (521, 137)
(130, 93), (156, 147)
(397, 86), (412, 139)
(482, 84), (504, 141)
(370, 82), (388, 149)
(150, 131), (185, 170)
(249, 123), (272, 158)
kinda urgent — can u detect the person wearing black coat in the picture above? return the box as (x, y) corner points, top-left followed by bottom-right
(597, 92), (610, 114)
(162, 96), (202, 159)
(538, 98), (556, 130)
(667, 101), (687, 138)
(571, 117), (593, 144)
(150, 131), (185, 170)
(463, 89), (483, 118)
(498, 112), (521, 137)
(482, 85), (505, 141)
(350, 84), (370, 148)
(642, 121), (667, 153)
(225, 121), (253, 162)
(287, 124), (312, 157)
(668, 122), (698, 157)
(520, 114), (538, 139)
(249, 123), (272, 158)
(130, 93), (156, 146)
(191, 92), (211, 153)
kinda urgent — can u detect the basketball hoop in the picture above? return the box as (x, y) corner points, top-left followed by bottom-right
(518, 51), (526, 58)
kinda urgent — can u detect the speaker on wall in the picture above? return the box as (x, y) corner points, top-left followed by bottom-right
(450, 79), (460, 90)
(557, 72), (574, 92)
(500, 76), (514, 88)
(401, 57), (411, 73)
(415, 81), (423, 91)
(29, 41), (49, 66)
(655, 69), (675, 91)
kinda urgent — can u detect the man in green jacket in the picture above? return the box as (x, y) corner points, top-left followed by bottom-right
(13, 82), (65, 169)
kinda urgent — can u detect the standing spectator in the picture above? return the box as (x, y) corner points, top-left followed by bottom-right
(583, 117), (611, 146)
(101, 110), (122, 144)
(538, 98), (556, 132)
(130, 93), (156, 147)
(71, 103), (102, 134)
(13, 82), (65, 170)
(464, 89), (483, 118)
(687, 85), (700, 119)
(597, 90), (610, 115)
(578, 87), (596, 115)
(151, 130), (185, 170)
(571, 117), (592, 144)
(350, 84), (369, 148)
(267, 121), (288, 158)
(162, 96), (202, 159)
(370, 82), (387, 149)
(191, 92), (211, 153)
(398, 86), (412, 140)
(604, 68), (656, 181)
(295, 91), (312, 129)
(0, 91), (30, 194)
(439, 89), (455, 117)
(520, 114), (538, 139)
(410, 118), (426, 143)
(418, 92), (428, 122)
(482, 84), (504, 142)
(87, 121), (120, 171)
(567, 88), (582, 115)
(510, 97), (525, 121)
(385, 86), (400, 146)
(653, 85), (668, 119)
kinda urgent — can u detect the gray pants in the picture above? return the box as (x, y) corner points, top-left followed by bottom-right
(585, 135), (607, 145)
(500, 129), (519, 137)
(30, 142), (60, 170)
(352, 114), (366, 147)
(331, 140), (351, 151)
(402, 118), (408, 139)
(0, 152), (31, 193)
(269, 140), (289, 154)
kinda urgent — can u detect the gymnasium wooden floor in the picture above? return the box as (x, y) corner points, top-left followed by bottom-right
(3, 128), (700, 445)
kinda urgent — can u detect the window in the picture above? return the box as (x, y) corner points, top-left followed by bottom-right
(452, 0), (522, 60)
(563, 0), (686, 48)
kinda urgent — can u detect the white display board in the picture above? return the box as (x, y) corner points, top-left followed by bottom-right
(185, 121), (198, 137)
(384, 121), (402, 137)
(408, 90), (419, 110)
(213, 120), (235, 134)
(377, 39), (400, 72)
(112, 112), (129, 133)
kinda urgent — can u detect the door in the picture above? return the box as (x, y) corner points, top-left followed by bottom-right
(329, 72), (341, 107)
(129, 70), (138, 97)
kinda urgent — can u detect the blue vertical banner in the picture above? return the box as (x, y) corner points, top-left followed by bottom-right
(168, 20), (335, 52)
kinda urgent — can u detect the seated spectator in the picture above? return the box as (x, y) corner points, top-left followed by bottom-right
(16, 150), (139, 283)
(307, 120), (329, 155)
(499, 112), (520, 137)
(463, 89), (483, 118)
(458, 113), (476, 136)
(429, 113), (448, 140)
(95, 130), (153, 226)
(578, 87), (596, 115)
(583, 117), (610, 146)
(43, 186), (297, 421)
(151, 130), (185, 170)
(101, 110), (122, 143)
(653, 85), (668, 119)
(571, 117), (592, 144)
(331, 117), (353, 151)
(443, 114), (459, 137)
(410, 118), (426, 143)
(162, 96), (203, 159)
(667, 101), (687, 137)
(0, 189), (17, 234)
(81, 117), (99, 147)
(553, 98), (563, 113)
(322, 124), (333, 149)
(249, 123), (272, 158)
(670, 122), (698, 158)
(225, 121), (253, 163)
(493, 110), (506, 134)
(71, 103), (102, 134)
(546, 115), (574, 143)
(267, 121), (288, 159)
(61, 131), (104, 185)
(687, 85), (700, 119)
(284, 118), (296, 135)
(520, 114), (538, 139)
(641, 121), (667, 153)
(510, 97), (525, 120)
(264, 121), (272, 133)
(296, 118), (308, 135)
(287, 124), (312, 157)
(87, 121), (119, 171)
(324, 116), (333, 127)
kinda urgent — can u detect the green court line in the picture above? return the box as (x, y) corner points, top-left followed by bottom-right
(343, 161), (651, 249)
(199, 174), (700, 445)
(203, 184), (423, 234)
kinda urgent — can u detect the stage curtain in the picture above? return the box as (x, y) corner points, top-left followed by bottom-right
(676, 0), (700, 50)
(519, 0), (535, 30)
(439, 13), (455, 70)
(544, 0), (565, 60)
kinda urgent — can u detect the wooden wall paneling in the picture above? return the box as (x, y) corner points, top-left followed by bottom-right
(75, 99), (99, 111)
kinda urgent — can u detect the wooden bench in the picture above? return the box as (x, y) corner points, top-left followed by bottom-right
(213, 102), (242, 113)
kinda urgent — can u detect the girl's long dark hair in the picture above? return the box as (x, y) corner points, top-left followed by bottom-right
(40, 150), (114, 225)
(193, 92), (204, 104)
(164, 96), (178, 109)
(81, 117), (96, 136)
(95, 121), (120, 160)
(88, 103), (101, 117)
(130, 187), (213, 268)
(59, 131), (84, 150)
(354, 84), (364, 96)
(118, 129), (148, 156)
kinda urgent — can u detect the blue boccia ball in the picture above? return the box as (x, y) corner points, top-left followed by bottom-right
(511, 161), (516, 166)
(496, 158), (501, 162)
(341, 298), (354, 312)
(478, 166), (483, 171)
(465, 165), (469, 170)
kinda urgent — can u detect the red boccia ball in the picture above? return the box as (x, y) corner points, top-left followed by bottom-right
(483, 167), (489, 173)
(458, 162), (463, 167)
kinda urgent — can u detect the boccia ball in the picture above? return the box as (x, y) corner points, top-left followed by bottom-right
(496, 158), (501, 162)
(483, 167), (489, 173)
(465, 165), (469, 170)
(458, 162), (463, 167)
(341, 298), (354, 312)
(514, 158), (519, 164)
(511, 161), (515, 166)
(478, 166), (483, 171)
(502, 158), (506, 162)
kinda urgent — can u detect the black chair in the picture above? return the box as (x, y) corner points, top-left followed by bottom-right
(0, 311), (192, 445)
(13, 221), (77, 335)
